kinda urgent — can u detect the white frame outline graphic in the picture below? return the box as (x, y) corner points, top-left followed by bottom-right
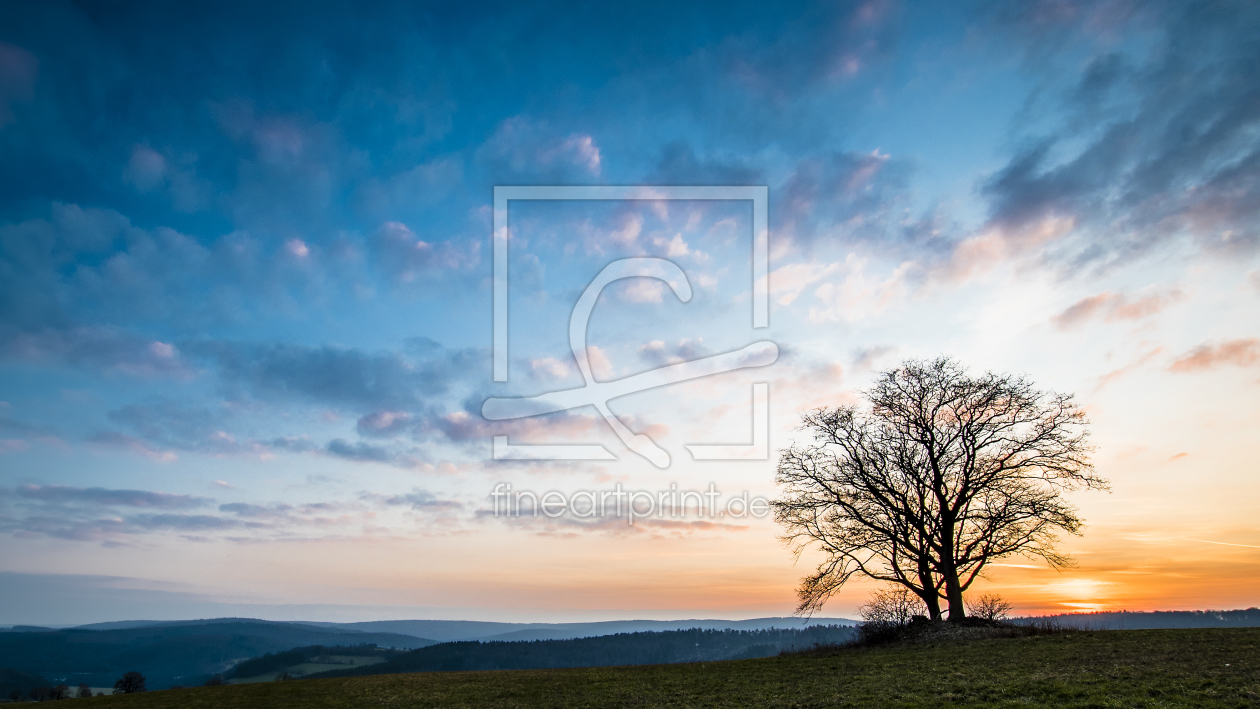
(491, 185), (770, 462)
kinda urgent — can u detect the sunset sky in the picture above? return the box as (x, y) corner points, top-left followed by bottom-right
(1, 0), (1258, 626)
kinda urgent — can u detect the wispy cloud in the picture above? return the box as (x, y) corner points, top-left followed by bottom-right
(1054, 288), (1184, 329)
(1169, 338), (1260, 373)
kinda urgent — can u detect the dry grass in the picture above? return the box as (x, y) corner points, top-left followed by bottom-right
(79, 628), (1259, 708)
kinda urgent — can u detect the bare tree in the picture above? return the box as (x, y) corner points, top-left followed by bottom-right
(966, 592), (1014, 621)
(113, 671), (146, 694)
(774, 357), (1107, 621)
(78, 683), (93, 698)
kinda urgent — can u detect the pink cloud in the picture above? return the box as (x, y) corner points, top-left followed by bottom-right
(1054, 287), (1184, 329)
(1169, 338), (1260, 373)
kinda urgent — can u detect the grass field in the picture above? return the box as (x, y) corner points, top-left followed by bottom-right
(77, 628), (1258, 708)
(228, 655), (386, 684)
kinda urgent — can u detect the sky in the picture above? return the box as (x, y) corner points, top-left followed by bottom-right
(0, 0), (1258, 626)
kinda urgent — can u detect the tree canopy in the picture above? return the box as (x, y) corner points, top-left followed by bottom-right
(774, 357), (1108, 620)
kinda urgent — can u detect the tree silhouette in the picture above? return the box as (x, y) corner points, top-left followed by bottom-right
(774, 357), (1107, 620)
(113, 671), (146, 694)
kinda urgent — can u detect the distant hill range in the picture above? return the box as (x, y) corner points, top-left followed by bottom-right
(294, 616), (858, 642)
(0, 619), (434, 690)
(0, 616), (851, 690)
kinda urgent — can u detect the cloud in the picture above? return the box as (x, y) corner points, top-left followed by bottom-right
(807, 256), (915, 323)
(0, 203), (353, 349)
(618, 278), (665, 303)
(476, 116), (603, 181)
(651, 233), (707, 262)
(372, 221), (479, 283)
(122, 145), (167, 192)
(1169, 338), (1260, 373)
(325, 438), (427, 469)
(356, 410), (415, 437)
(196, 339), (481, 412)
(0, 41), (38, 128)
(638, 338), (713, 367)
(980, 1), (1260, 266)
(10, 485), (210, 509)
(1092, 345), (1163, 392)
(1, 326), (194, 378)
(851, 345), (896, 371)
(218, 500), (369, 528)
(530, 357), (572, 380)
(419, 409), (604, 444)
(1053, 287), (1185, 329)
(775, 150), (915, 250)
(649, 141), (763, 185)
(87, 431), (178, 462)
(362, 489), (463, 512)
(0, 480), (394, 542)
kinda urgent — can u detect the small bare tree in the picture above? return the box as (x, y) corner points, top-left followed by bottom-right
(858, 585), (922, 626)
(966, 593), (1014, 621)
(78, 683), (93, 698)
(775, 357), (1107, 621)
(112, 671), (146, 694)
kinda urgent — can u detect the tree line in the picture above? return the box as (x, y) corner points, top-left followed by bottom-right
(306, 626), (855, 678)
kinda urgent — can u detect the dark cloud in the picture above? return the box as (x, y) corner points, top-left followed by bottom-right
(363, 489), (463, 511)
(981, 0), (1260, 266)
(106, 400), (234, 452)
(325, 438), (426, 469)
(773, 150), (940, 256)
(194, 340), (482, 412)
(0, 41), (38, 127)
(0, 483), (390, 542)
(649, 142), (763, 186)
(11, 484), (210, 509)
(1, 325), (191, 376)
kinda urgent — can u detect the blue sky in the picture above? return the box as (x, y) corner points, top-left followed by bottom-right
(1, 0), (1258, 624)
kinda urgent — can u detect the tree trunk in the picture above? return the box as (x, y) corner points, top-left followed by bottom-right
(938, 514), (967, 620)
(916, 560), (942, 621)
(944, 573), (966, 620)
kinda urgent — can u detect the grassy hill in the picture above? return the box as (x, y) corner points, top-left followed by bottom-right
(71, 627), (1258, 708)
